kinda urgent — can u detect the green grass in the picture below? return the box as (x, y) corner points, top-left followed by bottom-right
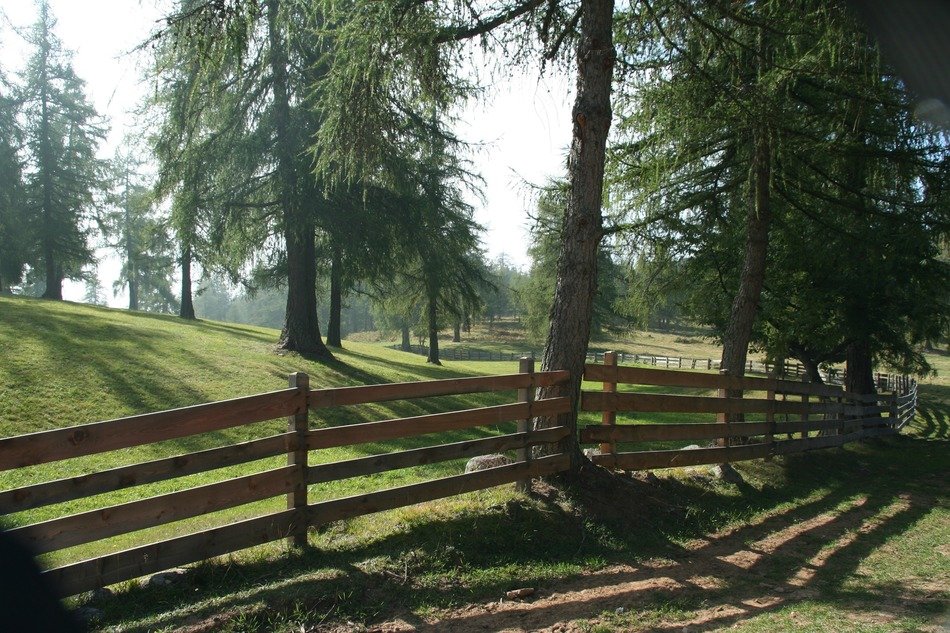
(1, 296), (947, 632)
(0, 296), (530, 565)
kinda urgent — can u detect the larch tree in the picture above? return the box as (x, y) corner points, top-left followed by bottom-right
(0, 65), (25, 293)
(611, 1), (949, 392)
(153, 0), (333, 356)
(310, 0), (618, 470)
(19, 0), (106, 300)
(102, 152), (178, 313)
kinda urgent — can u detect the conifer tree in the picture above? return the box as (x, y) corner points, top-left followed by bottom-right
(20, 0), (106, 300)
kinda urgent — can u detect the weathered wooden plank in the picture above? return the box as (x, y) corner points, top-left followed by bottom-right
(583, 364), (844, 398)
(44, 509), (297, 597)
(308, 397), (570, 450)
(0, 433), (292, 514)
(310, 371), (570, 408)
(308, 427), (570, 484)
(581, 392), (847, 416)
(591, 443), (771, 471)
(0, 389), (302, 471)
(308, 454), (570, 526)
(580, 421), (773, 444)
(9, 466), (296, 555)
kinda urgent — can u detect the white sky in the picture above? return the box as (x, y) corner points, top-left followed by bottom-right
(0, 0), (572, 306)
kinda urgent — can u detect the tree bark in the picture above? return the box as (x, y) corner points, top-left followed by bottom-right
(800, 356), (824, 384)
(845, 339), (876, 395)
(536, 0), (615, 472)
(452, 321), (461, 342)
(268, 0), (331, 358)
(400, 323), (411, 352)
(38, 25), (61, 301)
(179, 241), (195, 319)
(327, 244), (343, 347)
(426, 291), (441, 365)
(720, 129), (771, 380)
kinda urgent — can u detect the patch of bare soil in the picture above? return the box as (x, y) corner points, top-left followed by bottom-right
(314, 487), (945, 633)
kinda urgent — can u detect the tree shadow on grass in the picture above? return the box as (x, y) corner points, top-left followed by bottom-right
(87, 426), (948, 632)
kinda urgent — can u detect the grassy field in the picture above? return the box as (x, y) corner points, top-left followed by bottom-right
(354, 319), (733, 362)
(0, 296), (946, 632)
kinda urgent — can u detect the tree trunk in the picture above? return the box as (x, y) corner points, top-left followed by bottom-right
(327, 245), (343, 347)
(536, 0), (615, 472)
(452, 321), (461, 342)
(463, 314), (471, 333)
(400, 323), (411, 352)
(845, 339), (876, 395)
(179, 241), (195, 319)
(128, 269), (138, 311)
(800, 356), (824, 384)
(720, 132), (771, 380)
(268, 0), (331, 358)
(39, 48), (61, 301)
(426, 292), (441, 365)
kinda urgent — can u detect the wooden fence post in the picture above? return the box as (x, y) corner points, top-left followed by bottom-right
(516, 356), (535, 493)
(287, 372), (309, 548)
(765, 387), (775, 459)
(600, 351), (618, 455)
(800, 393), (809, 440)
(889, 391), (898, 428)
(717, 369), (730, 447)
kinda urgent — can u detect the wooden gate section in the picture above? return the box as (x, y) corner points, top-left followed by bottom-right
(580, 357), (916, 471)
(0, 364), (570, 597)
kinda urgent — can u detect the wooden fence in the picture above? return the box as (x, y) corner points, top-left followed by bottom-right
(0, 362), (570, 597)
(392, 346), (905, 391)
(579, 352), (916, 471)
(0, 356), (916, 597)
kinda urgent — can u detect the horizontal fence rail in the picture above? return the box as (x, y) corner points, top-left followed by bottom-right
(579, 352), (915, 473)
(0, 353), (916, 599)
(0, 362), (572, 597)
(391, 344), (908, 392)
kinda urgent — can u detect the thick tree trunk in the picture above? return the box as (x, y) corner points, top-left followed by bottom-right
(720, 127), (771, 380)
(845, 339), (876, 395)
(452, 321), (461, 342)
(41, 251), (61, 300)
(128, 271), (138, 311)
(536, 0), (615, 472)
(179, 241), (195, 319)
(38, 34), (61, 302)
(400, 323), (411, 352)
(426, 292), (441, 365)
(327, 245), (343, 347)
(800, 357), (824, 384)
(268, 0), (331, 358)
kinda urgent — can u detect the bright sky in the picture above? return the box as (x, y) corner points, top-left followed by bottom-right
(0, 0), (572, 306)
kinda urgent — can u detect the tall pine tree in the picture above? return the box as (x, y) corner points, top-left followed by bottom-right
(20, 0), (105, 300)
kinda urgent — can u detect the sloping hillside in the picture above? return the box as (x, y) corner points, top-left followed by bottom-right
(0, 295), (514, 438)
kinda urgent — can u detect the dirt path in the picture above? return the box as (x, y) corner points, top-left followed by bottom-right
(340, 490), (946, 633)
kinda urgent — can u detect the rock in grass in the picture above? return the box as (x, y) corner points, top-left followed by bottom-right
(712, 463), (744, 484)
(465, 454), (512, 473)
(88, 587), (113, 602)
(147, 568), (188, 588)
